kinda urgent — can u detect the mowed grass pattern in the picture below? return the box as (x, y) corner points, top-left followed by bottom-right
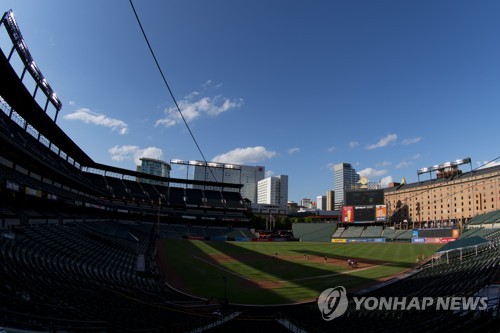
(160, 239), (442, 305)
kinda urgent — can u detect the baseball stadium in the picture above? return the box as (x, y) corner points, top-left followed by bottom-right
(0, 8), (499, 333)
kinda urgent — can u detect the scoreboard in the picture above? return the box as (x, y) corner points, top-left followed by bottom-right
(345, 189), (384, 205)
(342, 189), (386, 223)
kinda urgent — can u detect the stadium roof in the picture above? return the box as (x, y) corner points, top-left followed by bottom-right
(90, 162), (242, 189)
(0, 50), (94, 166)
(0, 51), (242, 189)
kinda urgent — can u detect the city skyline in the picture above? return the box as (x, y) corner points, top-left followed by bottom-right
(2, 1), (500, 203)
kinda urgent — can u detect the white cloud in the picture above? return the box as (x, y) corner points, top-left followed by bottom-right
(411, 154), (421, 160)
(108, 145), (163, 165)
(156, 94), (243, 127)
(202, 80), (223, 89)
(184, 91), (200, 99)
(380, 176), (394, 188)
(349, 141), (359, 149)
(376, 160), (392, 167)
(288, 147), (300, 154)
(64, 108), (129, 135)
(212, 146), (276, 165)
(395, 154), (419, 169)
(265, 170), (275, 177)
(327, 146), (336, 153)
(366, 133), (397, 150)
(358, 167), (388, 179)
(401, 137), (422, 145)
(396, 160), (413, 169)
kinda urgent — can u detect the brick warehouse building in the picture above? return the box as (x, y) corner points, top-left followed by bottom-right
(384, 164), (500, 228)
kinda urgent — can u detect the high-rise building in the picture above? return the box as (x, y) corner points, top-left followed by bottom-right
(257, 175), (288, 207)
(316, 195), (327, 210)
(301, 198), (312, 208)
(326, 190), (335, 211)
(333, 163), (360, 210)
(191, 161), (265, 203)
(136, 158), (171, 185)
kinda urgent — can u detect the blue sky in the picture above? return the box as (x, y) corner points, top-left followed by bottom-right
(2, 1), (500, 203)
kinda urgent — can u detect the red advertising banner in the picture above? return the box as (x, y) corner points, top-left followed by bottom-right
(424, 237), (457, 243)
(342, 206), (354, 222)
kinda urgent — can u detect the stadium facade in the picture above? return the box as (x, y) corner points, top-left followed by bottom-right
(384, 164), (500, 228)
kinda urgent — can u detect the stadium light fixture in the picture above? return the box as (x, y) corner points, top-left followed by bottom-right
(1, 10), (62, 112)
(417, 167), (429, 175)
(431, 165), (440, 171)
(417, 157), (472, 180)
(225, 164), (241, 170)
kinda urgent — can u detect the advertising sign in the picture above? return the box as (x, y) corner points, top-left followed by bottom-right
(411, 237), (457, 244)
(331, 238), (347, 243)
(342, 206), (354, 222)
(375, 205), (387, 222)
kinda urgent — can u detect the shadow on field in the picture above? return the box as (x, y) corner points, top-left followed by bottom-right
(195, 240), (390, 304)
(159, 239), (291, 304)
(291, 248), (414, 269)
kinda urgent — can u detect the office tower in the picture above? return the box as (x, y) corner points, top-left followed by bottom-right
(326, 190), (335, 211)
(257, 175), (288, 207)
(316, 195), (327, 210)
(333, 163), (360, 210)
(136, 158), (171, 185)
(191, 161), (265, 203)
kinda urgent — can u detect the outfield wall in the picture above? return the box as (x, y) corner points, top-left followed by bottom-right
(291, 223), (337, 242)
(411, 237), (457, 244)
(185, 235), (300, 242)
(331, 238), (386, 243)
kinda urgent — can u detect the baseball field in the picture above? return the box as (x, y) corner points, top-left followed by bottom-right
(157, 239), (442, 305)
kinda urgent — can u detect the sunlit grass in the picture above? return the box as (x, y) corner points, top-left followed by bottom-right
(160, 239), (442, 305)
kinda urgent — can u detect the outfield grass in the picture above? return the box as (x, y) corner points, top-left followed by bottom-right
(160, 240), (442, 305)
